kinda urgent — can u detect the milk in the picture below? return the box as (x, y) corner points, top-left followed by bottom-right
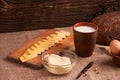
(75, 26), (95, 33)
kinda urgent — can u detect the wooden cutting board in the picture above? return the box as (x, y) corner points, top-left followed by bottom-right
(8, 29), (74, 69)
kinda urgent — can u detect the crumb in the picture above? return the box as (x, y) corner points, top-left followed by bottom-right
(96, 71), (101, 74)
(93, 67), (101, 74)
(83, 73), (88, 77)
(93, 68), (98, 72)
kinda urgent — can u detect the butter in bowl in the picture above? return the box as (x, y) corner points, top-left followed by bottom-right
(41, 50), (77, 75)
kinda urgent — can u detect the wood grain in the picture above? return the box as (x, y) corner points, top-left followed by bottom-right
(0, 0), (120, 33)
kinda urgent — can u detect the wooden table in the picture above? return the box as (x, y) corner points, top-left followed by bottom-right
(0, 27), (120, 80)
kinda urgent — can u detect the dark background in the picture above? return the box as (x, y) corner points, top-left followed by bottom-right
(0, 0), (120, 33)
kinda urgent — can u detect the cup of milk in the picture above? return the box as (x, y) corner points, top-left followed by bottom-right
(73, 22), (98, 57)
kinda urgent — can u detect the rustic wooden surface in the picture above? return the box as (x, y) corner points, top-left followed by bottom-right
(0, 27), (120, 80)
(0, 0), (120, 32)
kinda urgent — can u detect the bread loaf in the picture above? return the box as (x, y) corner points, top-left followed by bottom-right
(91, 11), (120, 45)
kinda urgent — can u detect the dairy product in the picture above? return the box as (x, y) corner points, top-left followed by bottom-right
(75, 26), (95, 33)
(20, 30), (70, 62)
(46, 54), (72, 75)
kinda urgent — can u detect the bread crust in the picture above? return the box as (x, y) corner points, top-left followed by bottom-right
(91, 11), (120, 45)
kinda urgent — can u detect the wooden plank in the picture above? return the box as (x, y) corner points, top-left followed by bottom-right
(1, 0), (120, 33)
(7, 29), (74, 68)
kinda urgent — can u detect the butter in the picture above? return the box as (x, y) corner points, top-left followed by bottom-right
(46, 54), (72, 75)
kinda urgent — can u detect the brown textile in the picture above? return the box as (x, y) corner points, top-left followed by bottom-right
(0, 27), (120, 80)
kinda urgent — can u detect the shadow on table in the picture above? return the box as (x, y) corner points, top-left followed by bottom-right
(100, 58), (119, 68)
(4, 57), (43, 70)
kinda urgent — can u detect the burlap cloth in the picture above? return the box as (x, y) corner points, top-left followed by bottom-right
(0, 27), (120, 80)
